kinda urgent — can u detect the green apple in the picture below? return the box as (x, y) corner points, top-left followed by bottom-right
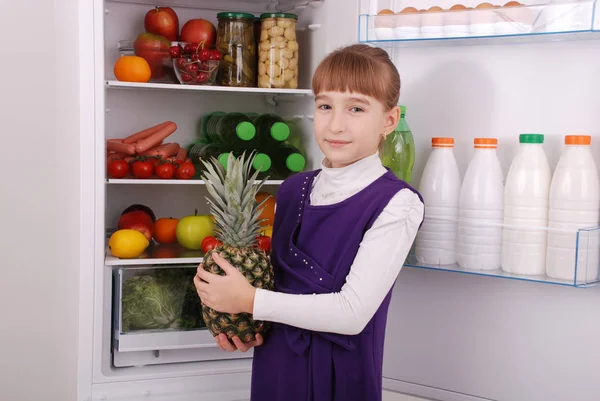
(176, 209), (214, 250)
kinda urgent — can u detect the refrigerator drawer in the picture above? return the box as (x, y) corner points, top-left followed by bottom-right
(112, 264), (251, 367)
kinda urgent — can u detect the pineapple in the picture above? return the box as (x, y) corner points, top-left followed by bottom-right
(199, 151), (275, 342)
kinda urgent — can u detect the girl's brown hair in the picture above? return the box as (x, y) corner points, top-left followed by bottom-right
(312, 44), (400, 111)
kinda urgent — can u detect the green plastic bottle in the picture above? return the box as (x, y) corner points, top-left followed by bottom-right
(188, 143), (229, 169)
(221, 151), (272, 178)
(202, 112), (257, 148)
(252, 113), (291, 148)
(271, 143), (306, 179)
(381, 105), (415, 184)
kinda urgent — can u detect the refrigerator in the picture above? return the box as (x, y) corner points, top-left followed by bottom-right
(77, 0), (600, 400)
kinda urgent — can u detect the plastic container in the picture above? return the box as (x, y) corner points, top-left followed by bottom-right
(258, 13), (299, 89)
(381, 105), (415, 184)
(203, 112), (256, 148)
(172, 58), (219, 85)
(457, 138), (504, 270)
(415, 137), (461, 265)
(501, 134), (552, 275)
(546, 135), (600, 282)
(252, 114), (291, 147)
(216, 12), (257, 87)
(270, 143), (306, 178)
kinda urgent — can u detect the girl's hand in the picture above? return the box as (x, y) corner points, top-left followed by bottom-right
(194, 252), (256, 314)
(214, 333), (264, 353)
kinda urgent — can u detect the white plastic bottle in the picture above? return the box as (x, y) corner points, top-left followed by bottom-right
(457, 138), (504, 270)
(546, 135), (600, 283)
(501, 134), (552, 275)
(415, 137), (461, 265)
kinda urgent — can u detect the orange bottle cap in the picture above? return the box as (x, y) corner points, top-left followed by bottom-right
(474, 138), (498, 148)
(565, 135), (591, 145)
(432, 137), (454, 147)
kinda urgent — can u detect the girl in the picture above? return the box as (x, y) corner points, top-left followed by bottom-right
(194, 43), (425, 401)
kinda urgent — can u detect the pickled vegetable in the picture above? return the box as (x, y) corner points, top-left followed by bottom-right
(216, 12), (257, 87)
(258, 13), (298, 89)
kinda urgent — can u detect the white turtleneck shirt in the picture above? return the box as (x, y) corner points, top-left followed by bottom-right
(252, 152), (424, 336)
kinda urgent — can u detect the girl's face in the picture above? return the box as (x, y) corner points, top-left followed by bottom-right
(314, 91), (399, 168)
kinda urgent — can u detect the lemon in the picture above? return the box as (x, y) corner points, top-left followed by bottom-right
(108, 229), (150, 258)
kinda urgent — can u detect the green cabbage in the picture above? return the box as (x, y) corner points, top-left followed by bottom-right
(121, 268), (205, 332)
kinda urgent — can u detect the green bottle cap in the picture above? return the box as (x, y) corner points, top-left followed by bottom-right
(520, 133), (544, 144)
(253, 153), (272, 172)
(399, 105), (406, 116)
(270, 122), (290, 141)
(286, 153), (306, 172)
(218, 153), (230, 169)
(236, 121), (256, 141)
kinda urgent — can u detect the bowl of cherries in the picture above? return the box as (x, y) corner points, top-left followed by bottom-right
(170, 42), (222, 85)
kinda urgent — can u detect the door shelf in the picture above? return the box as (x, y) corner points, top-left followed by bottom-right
(359, 0), (600, 46)
(107, 178), (284, 185)
(405, 222), (600, 288)
(106, 80), (314, 97)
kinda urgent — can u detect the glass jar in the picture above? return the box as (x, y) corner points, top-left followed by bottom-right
(216, 12), (257, 87)
(258, 13), (299, 89)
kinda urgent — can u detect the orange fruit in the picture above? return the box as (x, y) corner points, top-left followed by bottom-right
(113, 56), (152, 82)
(153, 217), (179, 244)
(256, 192), (276, 227)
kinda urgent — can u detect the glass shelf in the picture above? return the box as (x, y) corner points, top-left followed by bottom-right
(359, 0), (600, 46)
(404, 216), (600, 288)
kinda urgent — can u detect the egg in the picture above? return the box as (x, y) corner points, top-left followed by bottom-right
(395, 7), (421, 39)
(496, 0), (534, 33)
(446, 4), (469, 26)
(470, 2), (498, 34)
(374, 8), (396, 40)
(422, 6), (444, 27)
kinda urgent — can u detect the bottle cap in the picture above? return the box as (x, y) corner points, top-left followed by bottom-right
(520, 134), (544, 144)
(236, 122), (256, 141)
(271, 122), (290, 141)
(218, 153), (230, 169)
(253, 153), (272, 172)
(565, 135), (591, 145)
(286, 153), (306, 172)
(474, 138), (497, 149)
(432, 137), (454, 148)
(399, 105), (406, 116)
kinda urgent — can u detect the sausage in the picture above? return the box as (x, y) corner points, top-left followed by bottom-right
(123, 121), (172, 144)
(107, 140), (136, 155)
(135, 121), (177, 153)
(157, 142), (181, 158)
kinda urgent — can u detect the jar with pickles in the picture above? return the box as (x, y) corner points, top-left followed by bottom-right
(216, 12), (257, 87)
(258, 13), (299, 89)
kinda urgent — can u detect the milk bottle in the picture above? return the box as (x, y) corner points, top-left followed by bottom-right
(415, 137), (461, 265)
(546, 135), (600, 283)
(457, 138), (504, 270)
(501, 134), (551, 275)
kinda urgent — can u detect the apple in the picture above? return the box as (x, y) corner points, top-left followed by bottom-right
(144, 6), (179, 41)
(134, 32), (171, 79)
(121, 204), (156, 222)
(176, 209), (214, 250)
(118, 211), (154, 242)
(180, 19), (217, 49)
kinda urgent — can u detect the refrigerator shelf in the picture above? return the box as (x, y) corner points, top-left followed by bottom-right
(359, 0), (600, 45)
(105, 244), (204, 266)
(106, 178), (284, 185)
(106, 80), (314, 97)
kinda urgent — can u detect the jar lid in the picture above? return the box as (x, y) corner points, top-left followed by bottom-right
(260, 13), (298, 20)
(217, 12), (255, 19)
(519, 133), (544, 144)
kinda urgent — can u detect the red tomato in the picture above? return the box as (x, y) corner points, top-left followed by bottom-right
(256, 236), (271, 253)
(201, 236), (222, 253)
(131, 160), (154, 179)
(108, 160), (129, 179)
(155, 162), (175, 179)
(176, 162), (196, 179)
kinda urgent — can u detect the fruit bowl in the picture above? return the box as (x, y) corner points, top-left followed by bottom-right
(173, 58), (219, 85)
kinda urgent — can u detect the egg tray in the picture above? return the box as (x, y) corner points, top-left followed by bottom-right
(360, 0), (598, 41)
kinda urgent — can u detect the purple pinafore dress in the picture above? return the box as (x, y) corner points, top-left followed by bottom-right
(250, 169), (422, 401)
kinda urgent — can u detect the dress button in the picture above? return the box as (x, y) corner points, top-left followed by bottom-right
(319, 278), (323, 281)
(295, 253), (298, 257)
(310, 266), (313, 269)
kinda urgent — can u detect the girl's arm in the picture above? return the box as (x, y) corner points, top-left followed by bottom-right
(252, 188), (424, 336)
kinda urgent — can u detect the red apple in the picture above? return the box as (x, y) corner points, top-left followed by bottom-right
(134, 33), (171, 79)
(180, 19), (217, 49)
(118, 211), (155, 242)
(144, 6), (179, 41)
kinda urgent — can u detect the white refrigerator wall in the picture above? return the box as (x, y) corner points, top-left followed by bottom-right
(383, 40), (600, 401)
(1, 0), (81, 401)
